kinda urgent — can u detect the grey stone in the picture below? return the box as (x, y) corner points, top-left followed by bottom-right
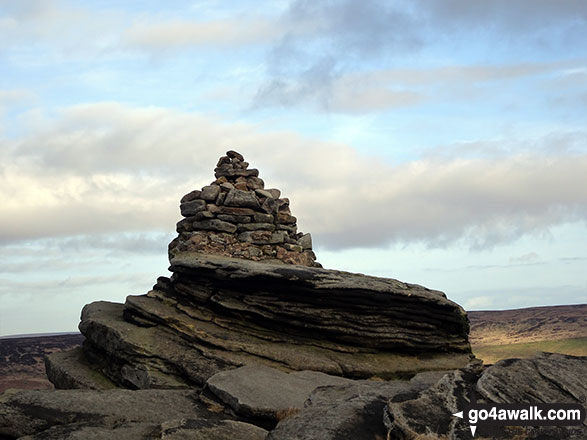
(276, 213), (296, 224)
(237, 223), (276, 232)
(160, 419), (267, 440)
(18, 423), (160, 440)
(194, 210), (214, 221)
(237, 231), (287, 245)
(247, 247), (262, 257)
(253, 212), (274, 223)
(216, 156), (230, 167)
(215, 191), (226, 206)
(176, 217), (195, 233)
(254, 189), (273, 199)
(201, 185), (221, 201)
(224, 189), (260, 209)
(266, 188), (281, 199)
(284, 244), (303, 253)
(215, 168), (259, 178)
(217, 214), (251, 223)
(261, 197), (279, 214)
(208, 205), (257, 216)
(267, 372), (446, 440)
(206, 365), (354, 420)
(0, 388), (219, 439)
(246, 176), (264, 190)
(180, 199), (206, 217)
(477, 352), (587, 404)
(385, 353), (587, 439)
(276, 224), (297, 233)
(220, 182), (234, 192)
(192, 219), (237, 233)
(297, 233), (312, 250)
(44, 347), (116, 390)
(180, 190), (201, 203)
(226, 150), (244, 161)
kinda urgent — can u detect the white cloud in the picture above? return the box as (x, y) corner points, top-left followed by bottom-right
(0, 89), (36, 106)
(124, 17), (280, 50)
(2, 102), (586, 251)
(465, 295), (494, 310)
(254, 59), (587, 113)
(509, 252), (540, 264)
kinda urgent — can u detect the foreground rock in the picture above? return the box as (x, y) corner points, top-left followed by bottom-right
(385, 352), (587, 439)
(0, 388), (234, 438)
(206, 365), (354, 420)
(3, 353), (586, 439)
(267, 371), (447, 440)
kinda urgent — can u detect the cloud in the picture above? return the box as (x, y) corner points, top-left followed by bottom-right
(123, 17), (280, 50)
(464, 295), (493, 310)
(2, 102), (586, 251)
(0, 89), (36, 106)
(254, 59), (584, 113)
(418, 0), (587, 35)
(0, 0), (124, 56)
(457, 284), (587, 311)
(253, 0), (587, 113)
(509, 252), (540, 264)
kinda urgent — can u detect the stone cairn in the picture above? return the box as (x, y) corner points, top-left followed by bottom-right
(169, 150), (320, 267)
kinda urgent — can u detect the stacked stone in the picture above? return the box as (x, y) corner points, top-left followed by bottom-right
(169, 150), (320, 267)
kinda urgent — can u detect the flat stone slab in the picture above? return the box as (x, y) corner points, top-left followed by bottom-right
(206, 365), (354, 419)
(17, 419), (267, 440)
(45, 347), (117, 390)
(267, 371), (447, 440)
(160, 418), (267, 440)
(0, 388), (224, 438)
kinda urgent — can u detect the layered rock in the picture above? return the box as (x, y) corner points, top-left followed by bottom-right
(385, 352), (587, 439)
(49, 253), (471, 391)
(1, 150), (487, 439)
(41, 151), (471, 391)
(0, 388), (266, 440)
(170, 150), (319, 267)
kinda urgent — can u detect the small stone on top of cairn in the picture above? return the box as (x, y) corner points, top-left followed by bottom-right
(169, 150), (319, 267)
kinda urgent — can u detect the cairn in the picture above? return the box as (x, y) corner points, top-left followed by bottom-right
(168, 150), (320, 267)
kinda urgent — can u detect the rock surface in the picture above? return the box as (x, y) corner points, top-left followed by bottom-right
(385, 352), (587, 439)
(54, 252), (471, 390)
(0, 388), (225, 438)
(267, 371), (447, 440)
(206, 365), (354, 420)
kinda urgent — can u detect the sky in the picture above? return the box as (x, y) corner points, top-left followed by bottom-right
(0, 0), (586, 336)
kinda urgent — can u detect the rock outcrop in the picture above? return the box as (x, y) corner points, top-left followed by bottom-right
(42, 151), (471, 391)
(385, 352), (587, 439)
(1, 150), (498, 439)
(46, 253), (471, 390)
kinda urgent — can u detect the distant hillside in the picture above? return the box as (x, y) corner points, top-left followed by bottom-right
(468, 304), (587, 346)
(468, 304), (587, 364)
(0, 333), (84, 392)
